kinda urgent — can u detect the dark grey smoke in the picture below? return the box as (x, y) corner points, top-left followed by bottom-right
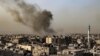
(0, 0), (54, 34)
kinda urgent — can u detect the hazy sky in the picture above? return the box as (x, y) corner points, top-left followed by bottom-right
(0, 0), (100, 34)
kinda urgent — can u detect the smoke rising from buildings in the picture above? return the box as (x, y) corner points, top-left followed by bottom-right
(0, 0), (54, 34)
(0, 0), (100, 34)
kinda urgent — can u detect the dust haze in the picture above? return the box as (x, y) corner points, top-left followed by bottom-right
(0, 0), (54, 34)
(0, 0), (100, 34)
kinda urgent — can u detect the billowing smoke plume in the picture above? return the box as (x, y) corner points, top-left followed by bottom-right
(0, 0), (54, 34)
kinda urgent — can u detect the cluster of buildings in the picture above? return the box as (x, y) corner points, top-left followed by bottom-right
(0, 25), (99, 56)
(0, 33), (99, 56)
